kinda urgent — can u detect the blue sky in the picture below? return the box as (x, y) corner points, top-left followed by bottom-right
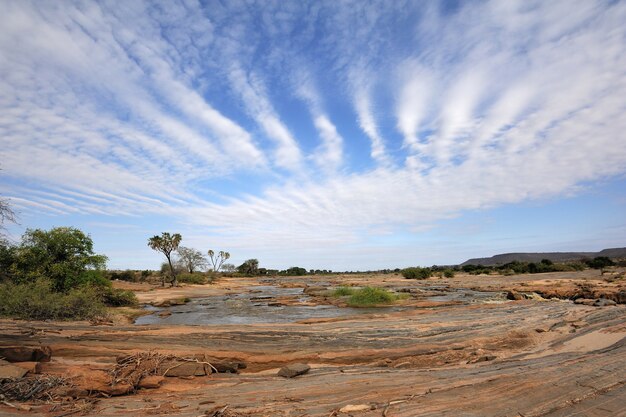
(1, 0), (625, 270)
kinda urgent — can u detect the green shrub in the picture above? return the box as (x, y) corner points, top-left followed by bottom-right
(109, 270), (137, 282)
(585, 256), (614, 269)
(443, 269), (455, 278)
(101, 287), (137, 307)
(0, 279), (106, 320)
(177, 273), (207, 284)
(402, 267), (432, 280)
(347, 287), (400, 307)
(7, 227), (108, 292)
(332, 286), (356, 296)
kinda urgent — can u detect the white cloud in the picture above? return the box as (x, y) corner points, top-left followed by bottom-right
(1, 0), (625, 269)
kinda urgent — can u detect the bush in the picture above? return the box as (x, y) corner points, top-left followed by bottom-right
(101, 287), (137, 307)
(109, 270), (137, 282)
(585, 256), (615, 269)
(177, 273), (207, 284)
(8, 227), (108, 292)
(347, 287), (400, 307)
(443, 269), (455, 278)
(0, 279), (106, 320)
(402, 267), (432, 280)
(332, 286), (356, 296)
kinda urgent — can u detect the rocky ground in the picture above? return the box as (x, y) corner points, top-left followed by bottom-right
(0, 270), (624, 416)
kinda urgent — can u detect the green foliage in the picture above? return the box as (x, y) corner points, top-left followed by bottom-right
(8, 227), (108, 292)
(0, 278), (106, 320)
(237, 259), (259, 275)
(443, 269), (455, 278)
(347, 287), (401, 307)
(585, 256), (615, 269)
(0, 240), (16, 280)
(462, 259), (596, 275)
(402, 267), (432, 280)
(332, 286), (356, 296)
(148, 232), (182, 286)
(101, 287), (137, 307)
(282, 266), (307, 276)
(208, 250), (231, 272)
(109, 270), (137, 282)
(177, 272), (208, 284)
(177, 247), (208, 273)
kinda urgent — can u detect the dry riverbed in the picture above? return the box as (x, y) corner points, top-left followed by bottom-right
(0, 270), (625, 416)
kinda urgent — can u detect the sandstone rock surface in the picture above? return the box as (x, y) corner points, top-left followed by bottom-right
(277, 363), (310, 378)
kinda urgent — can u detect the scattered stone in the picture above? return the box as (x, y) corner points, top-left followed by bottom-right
(277, 363), (310, 378)
(506, 290), (524, 301)
(393, 361), (412, 369)
(594, 298), (617, 307)
(574, 298), (595, 306)
(525, 293), (545, 301)
(0, 346), (51, 362)
(212, 360), (246, 373)
(138, 375), (165, 389)
(158, 311), (172, 317)
(12, 361), (41, 375)
(160, 360), (207, 377)
(467, 355), (496, 364)
(339, 404), (371, 413)
(535, 327), (549, 333)
(303, 286), (327, 295)
(73, 369), (133, 396)
(0, 360), (28, 379)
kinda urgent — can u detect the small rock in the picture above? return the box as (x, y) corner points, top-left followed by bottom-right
(393, 361), (412, 369)
(160, 360), (207, 377)
(506, 290), (524, 301)
(211, 360), (245, 373)
(73, 369), (133, 396)
(138, 375), (165, 389)
(277, 363), (310, 378)
(12, 361), (41, 375)
(525, 292), (545, 301)
(339, 404), (371, 413)
(574, 298), (595, 306)
(467, 355), (496, 364)
(0, 346), (52, 362)
(535, 327), (549, 333)
(158, 311), (172, 317)
(0, 360), (28, 379)
(303, 286), (327, 295)
(594, 298), (617, 307)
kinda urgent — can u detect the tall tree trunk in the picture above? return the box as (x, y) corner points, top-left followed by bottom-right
(167, 255), (177, 287)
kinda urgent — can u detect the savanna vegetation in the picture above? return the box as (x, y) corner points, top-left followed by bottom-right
(331, 286), (407, 307)
(459, 258), (606, 276)
(0, 227), (136, 320)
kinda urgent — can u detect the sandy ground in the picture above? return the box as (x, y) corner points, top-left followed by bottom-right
(0, 271), (624, 416)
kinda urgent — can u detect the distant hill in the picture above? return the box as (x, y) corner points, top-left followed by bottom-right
(461, 247), (626, 266)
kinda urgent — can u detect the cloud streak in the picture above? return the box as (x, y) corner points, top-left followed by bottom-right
(1, 0), (625, 268)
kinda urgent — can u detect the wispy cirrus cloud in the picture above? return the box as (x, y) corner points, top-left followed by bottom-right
(1, 0), (625, 269)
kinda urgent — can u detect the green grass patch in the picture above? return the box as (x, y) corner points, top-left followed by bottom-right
(339, 286), (406, 307)
(177, 272), (216, 284)
(332, 286), (356, 296)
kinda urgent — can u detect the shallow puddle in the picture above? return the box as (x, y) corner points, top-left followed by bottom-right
(134, 285), (396, 325)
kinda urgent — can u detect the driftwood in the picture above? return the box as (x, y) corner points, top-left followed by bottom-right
(111, 351), (218, 391)
(0, 375), (70, 402)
